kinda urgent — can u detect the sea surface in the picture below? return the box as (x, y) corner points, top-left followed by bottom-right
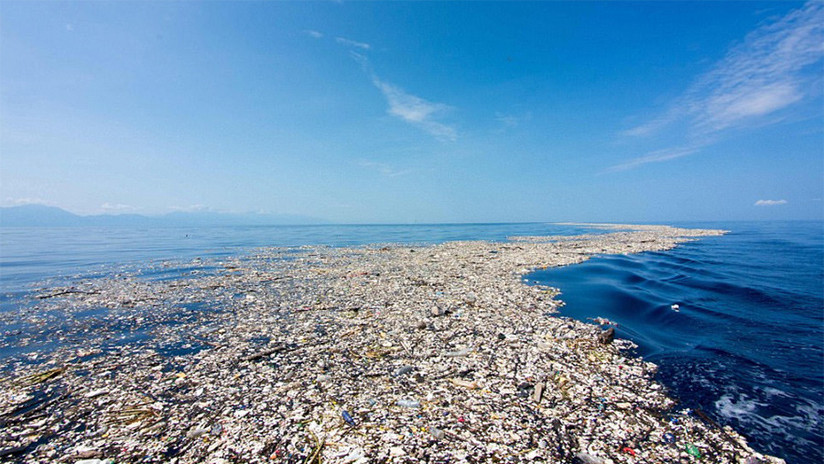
(0, 221), (821, 463)
(527, 221), (823, 464)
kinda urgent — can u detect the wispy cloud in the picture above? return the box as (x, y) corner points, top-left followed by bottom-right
(336, 37), (371, 50)
(494, 111), (532, 131)
(168, 204), (211, 213)
(357, 160), (413, 178)
(371, 78), (457, 141)
(604, 146), (700, 173)
(3, 197), (47, 206)
(101, 202), (137, 212)
(351, 52), (457, 141)
(755, 199), (788, 206)
(620, 111), (678, 137)
(304, 30), (323, 39)
(617, 2), (823, 170)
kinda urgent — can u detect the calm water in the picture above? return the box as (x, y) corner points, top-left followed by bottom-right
(527, 221), (823, 464)
(1, 221), (821, 462)
(0, 223), (598, 293)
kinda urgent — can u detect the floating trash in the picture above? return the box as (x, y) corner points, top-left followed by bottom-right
(0, 226), (784, 463)
(341, 410), (356, 427)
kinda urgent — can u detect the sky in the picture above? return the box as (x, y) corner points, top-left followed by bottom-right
(1, 1), (822, 223)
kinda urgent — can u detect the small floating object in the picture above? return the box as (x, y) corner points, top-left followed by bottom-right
(621, 447), (636, 456)
(671, 304), (680, 312)
(662, 432), (675, 443)
(685, 442), (701, 458)
(443, 347), (472, 357)
(84, 388), (109, 399)
(342, 410), (356, 426)
(429, 427), (445, 440)
(449, 378), (480, 389)
(591, 316), (617, 326)
(396, 399), (421, 408)
(392, 366), (414, 377)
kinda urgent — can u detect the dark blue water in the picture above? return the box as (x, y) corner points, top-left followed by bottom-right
(526, 221), (824, 464)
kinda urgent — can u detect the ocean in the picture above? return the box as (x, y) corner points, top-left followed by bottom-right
(0, 221), (821, 463)
(527, 221), (823, 464)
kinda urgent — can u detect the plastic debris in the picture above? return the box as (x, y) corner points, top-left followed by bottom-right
(443, 347), (472, 357)
(342, 410), (356, 427)
(396, 399), (421, 408)
(186, 427), (209, 439)
(449, 378), (480, 389)
(575, 452), (606, 464)
(0, 225), (786, 464)
(597, 327), (615, 345)
(686, 442), (702, 458)
(533, 381), (544, 403)
(392, 366), (414, 377)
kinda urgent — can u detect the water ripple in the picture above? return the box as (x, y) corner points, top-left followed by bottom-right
(528, 221), (824, 464)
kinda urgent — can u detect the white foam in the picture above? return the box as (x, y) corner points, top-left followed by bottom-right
(761, 386), (790, 399)
(714, 393), (762, 422)
(715, 392), (821, 445)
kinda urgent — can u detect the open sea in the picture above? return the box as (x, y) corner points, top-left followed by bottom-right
(529, 221), (824, 464)
(0, 221), (821, 463)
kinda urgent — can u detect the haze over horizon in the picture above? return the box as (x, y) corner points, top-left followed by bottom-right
(2, 1), (822, 223)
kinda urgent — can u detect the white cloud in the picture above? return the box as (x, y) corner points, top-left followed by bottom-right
(351, 53), (457, 141)
(620, 111), (678, 137)
(687, 1), (824, 130)
(603, 146), (700, 173)
(304, 30), (323, 39)
(168, 204), (211, 212)
(670, 2), (821, 133)
(617, 2), (824, 170)
(3, 197), (47, 206)
(495, 111), (532, 134)
(101, 202), (137, 212)
(371, 78), (457, 141)
(496, 114), (519, 128)
(495, 112), (532, 129)
(358, 160), (413, 178)
(755, 199), (788, 206)
(336, 37), (371, 50)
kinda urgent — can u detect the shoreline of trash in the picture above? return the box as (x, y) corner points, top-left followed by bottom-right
(0, 225), (786, 463)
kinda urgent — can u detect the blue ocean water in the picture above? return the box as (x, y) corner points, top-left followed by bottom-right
(0, 221), (821, 462)
(0, 222), (598, 293)
(0, 223), (602, 362)
(527, 221), (824, 464)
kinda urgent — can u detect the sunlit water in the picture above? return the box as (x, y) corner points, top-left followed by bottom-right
(527, 221), (823, 464)
(0, 223), (598, 293)
(1, 221), (821, 462)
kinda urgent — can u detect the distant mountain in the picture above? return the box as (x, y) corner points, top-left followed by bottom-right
(0, 204), (86, 227)
(0, 205), (328, 227)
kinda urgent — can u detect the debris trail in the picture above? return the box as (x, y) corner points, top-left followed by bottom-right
(0, 225), (785, 463)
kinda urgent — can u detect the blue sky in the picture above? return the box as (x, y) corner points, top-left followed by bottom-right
(1, 1), (822, 223)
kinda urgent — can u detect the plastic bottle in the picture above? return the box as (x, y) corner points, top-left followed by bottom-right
(342, 410), (356, 426)
(396, 399), (421, 408)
